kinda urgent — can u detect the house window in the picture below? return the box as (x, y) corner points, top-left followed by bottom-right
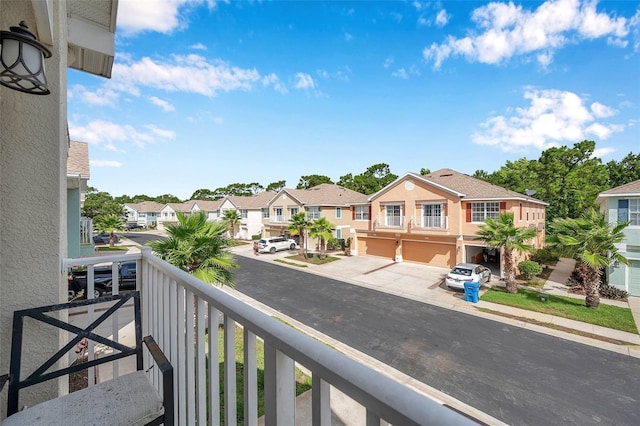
(274, 207), (283, 222)
(290, 207), (299, 216)
(355, 206), (369, 221)
(241, 209), (248, 219)
(336, 207), (342, 219)
(307, 207), (320, 220)
(471, 202), (500, 222)
(262, 208), (269, 218)
(422, 203), (443, 228)
(385, 205), (402, 227)
(630, 199), (640, 226)
(336, 228), (342, 239)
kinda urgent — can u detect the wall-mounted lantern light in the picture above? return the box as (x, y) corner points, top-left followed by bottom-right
(0, 21), (51, 95)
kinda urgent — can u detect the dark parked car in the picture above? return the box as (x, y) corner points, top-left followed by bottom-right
(126, 223), (144, 230)
(93, 233), (120, 244)
(69, 261), (136, 299)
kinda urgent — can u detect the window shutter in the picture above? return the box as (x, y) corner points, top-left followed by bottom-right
(352, 207), (355, 220)
(466, 203), (472, 222)
(618, 199), (629, 223)
(519, 203), (523, 220)
(368, 205), (372, 219)
(500, 202), (506, 213)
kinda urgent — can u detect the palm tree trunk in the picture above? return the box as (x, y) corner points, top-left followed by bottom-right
(578, 263), (601, 309)
(504, 250), (517, 294)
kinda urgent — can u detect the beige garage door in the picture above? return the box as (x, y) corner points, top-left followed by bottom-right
(358, 237), (396, 259)
(402, 240), (455, 268)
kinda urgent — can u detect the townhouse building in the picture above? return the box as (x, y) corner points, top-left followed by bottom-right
(354, 169), (547, 275)
(597, 179), (640, 296)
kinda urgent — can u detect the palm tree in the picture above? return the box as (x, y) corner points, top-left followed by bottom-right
(288, 212), (310, 257)
(547, 208), (628, 308)
(308, 217), (335, 259)
(94, 214), (125, 247)
(222, 209), (240, 239)
(148, 211), (238, 287)
(475, 212), (537, 294)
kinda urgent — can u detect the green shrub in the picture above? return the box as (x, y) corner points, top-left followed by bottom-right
(530, 248), (559, 265)
(326, 237), (341, 250)
(599, 283), (628, 300)
(251, 234), (262, 240)
(519, 260), (543, 280)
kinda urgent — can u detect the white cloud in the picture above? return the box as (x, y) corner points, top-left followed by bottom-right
(392, 69), (409, 79)
(383, 57), (394, 68)
(424, 0), (633, 68)
(472, 88), (624, 151)
(592, 147), (616, 158)
(316, 66), (351, 82)
(117, 0), (219, 36)
(110, 55), (261, 97)
(149, 96), (176, 112)
(262, 73), (288, 94)
(345, 32), (353, 41)
(190, 43), (207, 50)
(90, 160), (123, 168)
(69, 84), (119, 106)
(590, 101), (616, 118)
(69, 119), (174, 150)
(435, 9), (450, 27)
(293, 73), (315, 90)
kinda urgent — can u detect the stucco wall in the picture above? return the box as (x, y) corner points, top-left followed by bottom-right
(0, 0), (68, 417)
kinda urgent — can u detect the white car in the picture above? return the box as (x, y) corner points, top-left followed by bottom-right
(257, 236), (297, 254)
(445, 263), (491, 290)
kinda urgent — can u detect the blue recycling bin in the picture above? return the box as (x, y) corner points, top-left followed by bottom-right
(463, 281), (480, 303)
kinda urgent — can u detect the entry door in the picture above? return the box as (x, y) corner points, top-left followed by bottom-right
(629, 261), (640, 296)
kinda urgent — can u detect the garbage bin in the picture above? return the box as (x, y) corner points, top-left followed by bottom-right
(338, 238), (345, 250)
(463, 281), (480, 303)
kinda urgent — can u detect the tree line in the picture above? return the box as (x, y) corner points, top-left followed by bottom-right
(83, 140), (639, 225)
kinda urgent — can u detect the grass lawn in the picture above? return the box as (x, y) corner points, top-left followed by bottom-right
(216, 326), (312, 425)
(95, 246), (129, 252)
(481, 287), (638, 334)
(283, 253), (340, 265)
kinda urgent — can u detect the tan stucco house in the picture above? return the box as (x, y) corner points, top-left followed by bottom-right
(263, 184), (369, 248)
(354, 169), (547, 275)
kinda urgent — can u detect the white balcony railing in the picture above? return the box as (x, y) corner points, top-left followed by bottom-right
(411, 216), (448, 230)
(270, 215), (287, 223)
(62, 248), (472, 425)
(374, 215), (405, 229)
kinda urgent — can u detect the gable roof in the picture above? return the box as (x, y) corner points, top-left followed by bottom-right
(194, 199), (225, 211)
(370, 168), (546, 204)
(227, 192), (276, 209)
(273, 184), (369, 206)
(125, 201), (165, 213)
(166, 200), (197, 213)
(598, 179), (640, 197)
(67, 141), (90, 178)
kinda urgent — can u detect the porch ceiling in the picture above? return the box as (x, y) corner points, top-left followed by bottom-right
(66, 0), (118, 78)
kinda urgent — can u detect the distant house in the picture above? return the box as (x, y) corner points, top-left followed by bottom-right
(355, 169), (547, 275)
(157, 200), (198, 229)
(264, 184), (369, 248)
(67, 141), (94, 257)
(597, 179), (640, 296)
(124, 201), (165, 229)
(227, 192), (276, 239)
(193, 199), (225, 222)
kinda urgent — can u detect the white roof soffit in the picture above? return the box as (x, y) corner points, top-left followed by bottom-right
(31, 0), (54, 45)
(67, 0), (118, 78)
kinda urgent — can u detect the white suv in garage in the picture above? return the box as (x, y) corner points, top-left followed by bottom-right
(257, 236), (297, 254)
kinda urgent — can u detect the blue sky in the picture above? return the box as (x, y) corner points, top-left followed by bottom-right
(68, 0), (640, 200)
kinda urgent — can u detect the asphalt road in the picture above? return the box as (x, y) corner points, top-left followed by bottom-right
(233, 256), (640, 426)
(122, 231), (166, 246)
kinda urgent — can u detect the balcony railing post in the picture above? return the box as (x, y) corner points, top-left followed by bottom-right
(224, 316), (237, 425)
(244, 330), (258, 426)
(312, 375), (330, 426)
